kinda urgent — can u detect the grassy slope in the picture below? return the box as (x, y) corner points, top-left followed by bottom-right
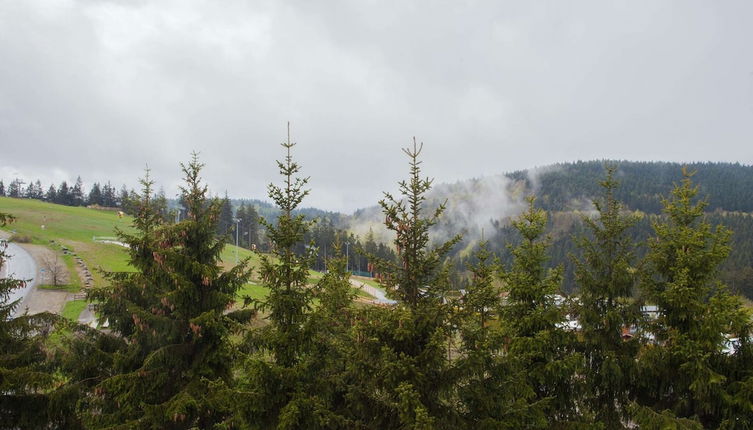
(0, 197), (372, 313)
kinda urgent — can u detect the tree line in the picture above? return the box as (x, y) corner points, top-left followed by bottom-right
(1, 137), (752, 428)
(1, 176), (392, 276)
(0, 176), (153, 211)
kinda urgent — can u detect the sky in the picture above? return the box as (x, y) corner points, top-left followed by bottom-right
(2, 0), (753, 213)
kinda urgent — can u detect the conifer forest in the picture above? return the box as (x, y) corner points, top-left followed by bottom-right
(5, 2), (753, 428)
(2, 132), (753, 429)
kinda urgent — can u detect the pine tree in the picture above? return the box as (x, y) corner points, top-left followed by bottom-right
(7, 179), (23, 198)
(217, 193), (234, 239)
(71, 176), (84, 206)
(45, 185), (56, 202)
(244, 204), (259, 249)
(34, 180), (43, 200)
(499, 197), (586, 427)
(102, 182), (116, 207)
(348, 139), (461, 428)
(456, 241), (546, 428)
(88, 182), (102, 206)
(636, 169), (752, 427)
(24, 182), (34, 199)
(238, 125), (322, 428)
(574, 165), (641, 427)
(81, 159), (252, 428)
(57, 181), (70, 205)
(0, 180), (5, 196)
(0, 212), (77, 428)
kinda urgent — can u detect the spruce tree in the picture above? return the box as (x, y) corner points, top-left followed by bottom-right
(57, 181), (70, 205)
(499, 197), (586, 427)
(88, 182), (102, 206)
(7, 179), (22, 198)
(72, 176), (84, 206)
(45, 185), (56, 202)
(81, 158), (252, 428)
(574, 165), (641, 427)
(456, 241), (546, 428)
(0, 212), (76, 428)
(239, 125), (323, 428)
(217, 193), (234, 239)
(636, 169), (752, 427)
(347, 139), (461, 429)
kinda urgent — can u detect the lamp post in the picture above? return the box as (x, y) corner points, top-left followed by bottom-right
(234, 217), (241, 264)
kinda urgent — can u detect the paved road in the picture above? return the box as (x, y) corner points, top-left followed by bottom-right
(2, 243), (37, 317)
(350, 278), (396, 305)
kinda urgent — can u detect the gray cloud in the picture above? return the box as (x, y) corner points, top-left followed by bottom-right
(2, 1), (753, 212)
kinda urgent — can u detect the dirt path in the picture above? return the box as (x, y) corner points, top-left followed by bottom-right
(14, 244), (73, 315)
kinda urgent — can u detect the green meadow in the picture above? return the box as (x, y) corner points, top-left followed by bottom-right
(0, 197), (372, 315)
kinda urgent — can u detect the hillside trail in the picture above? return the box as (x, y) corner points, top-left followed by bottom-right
(13, 243), (72, 316)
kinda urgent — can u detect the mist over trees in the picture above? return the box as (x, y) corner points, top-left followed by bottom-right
(1, 143), (753, 428)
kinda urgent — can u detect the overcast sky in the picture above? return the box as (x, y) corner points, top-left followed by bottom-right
(2, 1), (752, 212)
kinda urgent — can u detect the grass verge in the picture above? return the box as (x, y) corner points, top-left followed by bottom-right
(61, 299), (88, 321)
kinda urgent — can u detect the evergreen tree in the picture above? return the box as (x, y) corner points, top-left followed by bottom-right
(33, 180), (43, 200)
(0, 212), (77, 428)
(0, 180), (5, 196)
(574, 165), (641, 427)
(499, 197), (586, 427)
(239, 125), (322, 428)
(636, 169), (752, 427)
(102, 182), (116, 207)
(456, 241), (546, 428)
(57, 181), (70, 205)
(45, 185), (56, 202)
(88, 182), (102, 206)
(348, 139), (461, 428)
(24, 182), (34, 199)
(153, 187), (170, 223)
(7, 179), (23, 198)
(81, 159), (252, 428)
(240, 204), (259, 249)
(217, 193), (234, 240)
(71, 176), (84, 206)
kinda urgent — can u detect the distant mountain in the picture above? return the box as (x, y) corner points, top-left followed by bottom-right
(346, 160), (753, 299)
(507, 160), (753, 213)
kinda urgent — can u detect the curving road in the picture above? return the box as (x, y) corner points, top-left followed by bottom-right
(350, 278), (396, 305)
(2, 243), (37, 317)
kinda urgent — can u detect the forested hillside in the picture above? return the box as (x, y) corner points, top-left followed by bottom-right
(423, 161), (753, 298)
(507, 161), (753, 213)
(3, 151), (753, 428)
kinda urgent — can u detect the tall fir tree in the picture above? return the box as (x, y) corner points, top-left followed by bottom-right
(7, 179), (22, 198)
(499, 197), (587, 427)
(71, 176), (84, 206)
(635, 169), (753, 428)
(239, 125), (329, 429)
(81, 159), (252, 428)
(88, 182), (102, 206)
(45, 185), (56, 202)
(57, 181), (70, 205)
(348, 139), (461, 429)
(217, 193), (234, 240)
(0, 212), (78, 428)
(455, 241), (546, 428)
(102, 181), (117, 207)
(574, 165), (641, 428)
